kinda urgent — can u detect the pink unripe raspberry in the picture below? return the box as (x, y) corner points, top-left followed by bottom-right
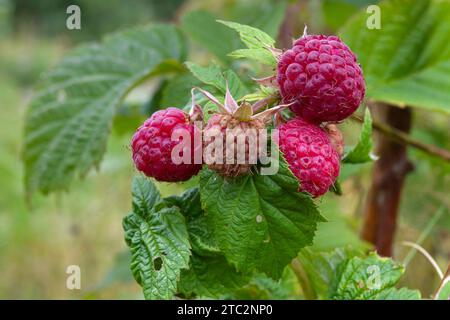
(278, 118), (340, 197)
(131, 107), (202, 182)
(277, 35), (365, 123)
(324, 124), (344, 156)
(203, 113), (265, 177)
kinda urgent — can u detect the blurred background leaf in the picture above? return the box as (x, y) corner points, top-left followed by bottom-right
(340, 0), (450, 114)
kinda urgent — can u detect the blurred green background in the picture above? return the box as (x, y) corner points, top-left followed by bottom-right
(0, 0), (449, 299)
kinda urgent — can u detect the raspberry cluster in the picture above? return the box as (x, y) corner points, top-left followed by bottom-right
(275, 34), (364, 196)
(130, 33), (364, 198)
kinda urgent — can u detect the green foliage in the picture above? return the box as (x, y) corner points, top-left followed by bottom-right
(230, 269), (302, 300)
(185, 62), (247, 98)
(94, 251), (134, 291)
(125, 183), (249, 299)
(199, 156), (324, 279)
(164, 188), (220, 256)
(180, 2), (285, 65)
(321, 0), (377, 32)
(225, 0), (286, 39)
(13, 0), (182, 42)
(21, 1), (447, 300)
(299, 249), (421, 300)
(311, 196), (371, 253)
(343, 108), (375, 164)
(330, 253), (421, 300)
(160, 73), (201, 108)
(298, 247), (361, 299)
(340, 0), (450, 114)
(179, 254), (249, 298)
(123, 176), (191, 299)
(181, 10), (239, 64)
(23, 25), (187, 196)
(219, 20), (277, 66)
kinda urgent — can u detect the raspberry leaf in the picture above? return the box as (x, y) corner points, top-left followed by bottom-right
(340, 0), (450, 114)
(218, 20), (278, 66)
(185, 62), (247, 98)
(297, 247), (363, 299)
(178, 254), (249, 298)
(181, 4), (285, 65)
(343, 108), (376, 164)
(160, 73), (202, 108)
(329, 179), (343, 195)
(164, 188), (221, 257)
(165, 188), (249, 298)
(228, 48), (277, 66)
(24, 25), (187, 196)
(230, 269), (303, 300)
(199, 156), (324, 279)
(123, 176), (191, 300)
(329, 252), (421, 300)
(299, 249), (421, 300)
(217, 20), (275, 50)
(181, 10), (239, 64)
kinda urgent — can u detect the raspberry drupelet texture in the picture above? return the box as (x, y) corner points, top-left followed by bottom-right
(131, 107), (202, 182)
(277, 35), (365, 123)
(203, 113), (265, 177)
(278, 118), (340, 197)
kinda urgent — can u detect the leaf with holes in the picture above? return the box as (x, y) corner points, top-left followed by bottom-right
(200, 156), (324, 279)
(340, 0), (450, 114)
(123, 176), (191, 300)
(24, 25), (187, 196)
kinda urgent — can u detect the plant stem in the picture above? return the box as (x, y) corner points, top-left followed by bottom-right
(350, 114), (450, 163)
(277, 0), (305, 48)
(402, 241), (444, 279)
(361, 104), (414, 256)
(434, 264), (450, 299)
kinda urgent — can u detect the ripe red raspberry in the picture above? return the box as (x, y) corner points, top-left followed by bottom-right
(278, 118), (340, 197)
(277, 35), (365, 123)
(131, 107), (202, 182)
(203, 113), (265, 177)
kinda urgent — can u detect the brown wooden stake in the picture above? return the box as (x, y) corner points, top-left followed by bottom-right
(362, 103), (414, 256)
